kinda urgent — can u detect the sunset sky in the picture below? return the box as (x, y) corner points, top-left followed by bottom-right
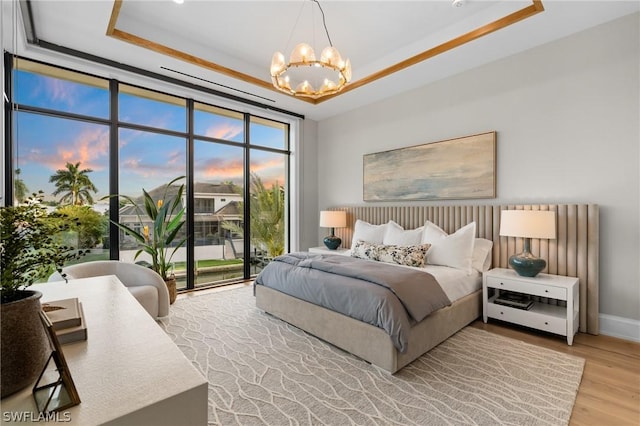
(14, 69), (286, 202)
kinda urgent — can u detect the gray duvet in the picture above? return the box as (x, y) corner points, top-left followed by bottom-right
(254, 252), (451, 352)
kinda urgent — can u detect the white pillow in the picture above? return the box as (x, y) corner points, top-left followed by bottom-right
(472, 238), (493, 272)
(383, 220), (424, 246)
(351, 240), (431, 268)
(350, 220), (388, 248)
(421, 221), (476, 273)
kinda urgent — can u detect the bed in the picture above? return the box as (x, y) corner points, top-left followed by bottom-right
(255, 204), (599, 373)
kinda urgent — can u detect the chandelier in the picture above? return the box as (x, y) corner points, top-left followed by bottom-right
(270, 0), (352, 99)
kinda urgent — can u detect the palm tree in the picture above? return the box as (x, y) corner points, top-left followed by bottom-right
(223, 173), (285, 258)
(49, 162), (98, 206)
(14, 168), (29, 203)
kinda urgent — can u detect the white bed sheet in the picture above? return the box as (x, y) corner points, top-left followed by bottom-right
(423, 265), (482, 303)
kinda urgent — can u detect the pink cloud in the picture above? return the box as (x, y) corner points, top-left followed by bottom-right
(251, 158), (286, 188)
(26, 127), (109, 172)
(56, 127), (109, 170)
(195, 156), (285, 188)
(200, 157), (244, 181)
(205, 123), (243, 140)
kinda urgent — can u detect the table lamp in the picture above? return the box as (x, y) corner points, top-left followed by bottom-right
(499, 210), (556, 277)
(319, 210), (347, 250)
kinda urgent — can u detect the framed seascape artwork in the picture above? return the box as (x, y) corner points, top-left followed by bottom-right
(363, 131), (496, 201)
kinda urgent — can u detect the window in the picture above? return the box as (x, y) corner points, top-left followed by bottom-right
(7, 56), (291, 290)
(248, 117), (288, 275)
(119, 84), (186, 132)
(11, 61), (111, 268)
(14, 58), (110, 118)
(118, 128), (188, 288)
(194, 104), (244, 143)
(192, 137), (246, 285)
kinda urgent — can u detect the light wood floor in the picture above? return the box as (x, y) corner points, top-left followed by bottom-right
(470, 320), (640, 426)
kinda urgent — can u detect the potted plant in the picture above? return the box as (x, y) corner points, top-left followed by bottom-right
(0, 191), (86, 398)
(107, 177), (187, 304)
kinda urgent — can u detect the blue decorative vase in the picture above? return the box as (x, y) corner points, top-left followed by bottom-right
(509, 238), (546, 277)
(323, 229), (341, 250)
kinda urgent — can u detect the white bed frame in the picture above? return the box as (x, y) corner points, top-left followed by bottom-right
(255, 204), (599, 373)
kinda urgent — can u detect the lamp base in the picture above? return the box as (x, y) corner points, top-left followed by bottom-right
(509, 252), (546, 277)
(323, 235), (342, 250)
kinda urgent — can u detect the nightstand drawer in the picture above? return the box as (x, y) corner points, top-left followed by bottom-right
(487, 304), (567, 335)
(486, 276), (566, 300)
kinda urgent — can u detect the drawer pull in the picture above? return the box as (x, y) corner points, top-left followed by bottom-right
(545, 290), (549, 293)
(544, 322), (549, 325)
(500, 282), (504, 286)
(500, 311), (504, 315)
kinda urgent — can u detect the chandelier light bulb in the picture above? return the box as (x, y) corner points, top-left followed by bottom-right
(343, 59), (352, 82)
(270, 52), (286, 76)
(279, 76), (291, 91)
(290, 43), (316, 64)
(295, 80), (315, 94)
(320, 46), (342, 67)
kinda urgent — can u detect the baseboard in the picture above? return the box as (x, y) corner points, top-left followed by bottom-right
(599, 314), (640, 342)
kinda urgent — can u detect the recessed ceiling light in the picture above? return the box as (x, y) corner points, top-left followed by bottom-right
(452, 0), (465, 7)
(173, 0), (184, 4)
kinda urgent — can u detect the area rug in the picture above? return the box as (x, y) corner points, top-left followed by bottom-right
(160, 286), (584, 426)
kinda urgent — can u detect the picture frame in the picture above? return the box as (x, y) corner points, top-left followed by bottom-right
(363, 131), (496, 201)
(33, 311), (81, 414)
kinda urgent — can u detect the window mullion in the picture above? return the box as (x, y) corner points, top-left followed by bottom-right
(109, 79), (119, 260)
(186, 99), (195, 290)
(243, 113), (251, 279)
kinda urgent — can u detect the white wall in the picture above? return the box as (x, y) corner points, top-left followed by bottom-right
(296, 119), (320, 251)
(315, 13), (639, 324)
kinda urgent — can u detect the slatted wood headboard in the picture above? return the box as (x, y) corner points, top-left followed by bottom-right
(331, 204), (599, 335)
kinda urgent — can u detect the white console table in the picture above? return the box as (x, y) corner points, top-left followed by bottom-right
(1, 275), (208, 425)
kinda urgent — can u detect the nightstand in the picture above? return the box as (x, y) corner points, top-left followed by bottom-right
(308, 246), (349, 255)
(483, 268), (579, 345)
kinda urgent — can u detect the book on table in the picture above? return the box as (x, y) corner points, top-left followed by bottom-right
(56, 303), (87, 345)
(42, 297), (81, 330)
(494, 291), (534, 310)
(42, 297), (88, 344)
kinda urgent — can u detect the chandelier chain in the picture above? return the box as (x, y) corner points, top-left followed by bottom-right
(311, 0), (333, 47)
(284, 1), (307, 57)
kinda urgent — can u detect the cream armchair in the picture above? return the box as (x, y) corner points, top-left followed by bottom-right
(48, 261), (170, 319)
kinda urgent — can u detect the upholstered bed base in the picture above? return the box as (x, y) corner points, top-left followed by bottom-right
(255, 285), (482, 373)
(255, 203), (598, 373)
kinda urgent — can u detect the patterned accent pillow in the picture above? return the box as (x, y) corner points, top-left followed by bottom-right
(351, 240), (431, 268)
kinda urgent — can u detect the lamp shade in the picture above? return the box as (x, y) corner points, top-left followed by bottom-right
(319, 210), (346, 228)
(500, 210), (556, 239)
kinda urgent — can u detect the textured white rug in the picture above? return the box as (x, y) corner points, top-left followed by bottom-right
(160, 286), (584, 426)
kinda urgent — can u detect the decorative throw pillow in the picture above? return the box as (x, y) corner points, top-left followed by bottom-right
(350, 220), (388, 248)
(383, 220), (424, 246)
(421, 221), (476, 273)
(351, 240), (431, 268)
(472, 238), (493, 272)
